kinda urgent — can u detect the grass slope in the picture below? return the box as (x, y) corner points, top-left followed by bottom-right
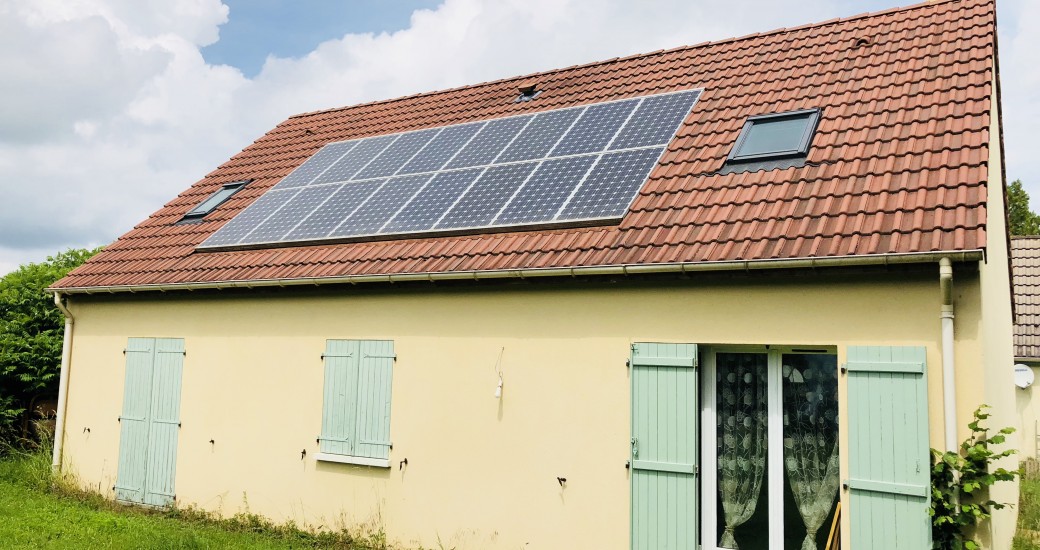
(0, 449), (389, 549)
(1015, 460), (1040, 550)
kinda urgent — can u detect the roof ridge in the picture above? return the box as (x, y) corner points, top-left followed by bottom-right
(288, 0), (969, 121)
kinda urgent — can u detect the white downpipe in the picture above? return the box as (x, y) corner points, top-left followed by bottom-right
(939, 257), (957, 452)
(51, 292), (74, 471)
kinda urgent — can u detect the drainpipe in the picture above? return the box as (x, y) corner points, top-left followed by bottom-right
(939, 257), (957, 452)
(51, 292), (74, 471)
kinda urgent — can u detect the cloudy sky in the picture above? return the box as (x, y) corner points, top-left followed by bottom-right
(0, 0), (1036, 274)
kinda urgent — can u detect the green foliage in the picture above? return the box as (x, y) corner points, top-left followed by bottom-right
(1014, 459), (1040, 549)
(1008, 179), (1040, 236)
(0, 248), (100, 446)
(930, 405), (1020, 549)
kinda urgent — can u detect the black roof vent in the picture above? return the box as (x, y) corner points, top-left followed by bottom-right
(515, 82), (541, 103)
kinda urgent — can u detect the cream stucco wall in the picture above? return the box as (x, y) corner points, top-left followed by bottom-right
(1016, 363), (1040, 460)
(59, 269), (1007, 549)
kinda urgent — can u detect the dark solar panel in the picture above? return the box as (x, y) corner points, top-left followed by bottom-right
(354, 128), (439, 180)
(550, 99), (638, 156)
(557, 148), (663, 220)
(199, 89), (701, 250)
(495, 108), (582, 163)
(494, 155), (597, 226)
(286, 180), (384, 241)
(274, 141), (358, 190)
(382, 168), (484, 233)
(399, 122), (483, 175)
(609, 90), (699, 150)
(437, 163), (537, 229)
(330, 174), (432, 237)
(311, 134), (397, 185)
(446, 115), (533, 169)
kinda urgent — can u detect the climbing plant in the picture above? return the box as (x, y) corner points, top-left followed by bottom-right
(930, 405), (1019, 549)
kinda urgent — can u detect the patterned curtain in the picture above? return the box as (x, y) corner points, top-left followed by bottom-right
(717, 354), (768, 549)
(782, 358), (840, 550)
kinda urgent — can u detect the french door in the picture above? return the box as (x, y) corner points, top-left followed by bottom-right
(700, 347), (840, 550)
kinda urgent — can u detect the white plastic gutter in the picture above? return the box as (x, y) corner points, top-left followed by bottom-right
(47, 249), (985, 295)
(51, 292), (74, 471)
(939, 257), (957, 452)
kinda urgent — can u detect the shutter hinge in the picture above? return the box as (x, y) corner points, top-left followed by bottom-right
(695, 465), (700, 476)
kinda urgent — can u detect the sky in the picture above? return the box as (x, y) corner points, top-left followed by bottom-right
(0, 0), (1037, 276)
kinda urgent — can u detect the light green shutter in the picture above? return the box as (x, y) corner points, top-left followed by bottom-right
(116, 337), (184, 507)
(630, 342), (698, 550)
(143, 338), (184, 507)
(353, 340), (394, 460)
(320, 340), (360, 455)
(845, 345), (931, 549)
(116, 338), (154, 503)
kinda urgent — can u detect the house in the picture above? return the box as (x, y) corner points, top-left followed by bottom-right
(1013, 237), (1040, 459)
(48, 0), (1015, 548)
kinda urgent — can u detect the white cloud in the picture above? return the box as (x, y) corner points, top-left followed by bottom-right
(0, 0), (1037, 275)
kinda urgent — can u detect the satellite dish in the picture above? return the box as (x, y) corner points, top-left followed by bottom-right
(1015, 364), (1035, 389)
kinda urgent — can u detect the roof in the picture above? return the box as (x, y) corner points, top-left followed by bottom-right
(1013, 237), (1040, 359)
(54, 0), (997, 292)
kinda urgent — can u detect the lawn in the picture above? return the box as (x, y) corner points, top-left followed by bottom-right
(0, 450), (388, 549)
(1015, 460), (1040, 550)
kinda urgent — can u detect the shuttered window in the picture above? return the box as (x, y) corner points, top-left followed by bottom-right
(316, 339), (395, 468)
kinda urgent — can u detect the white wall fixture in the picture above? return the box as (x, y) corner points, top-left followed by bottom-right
(1015, 364), (1035, 389)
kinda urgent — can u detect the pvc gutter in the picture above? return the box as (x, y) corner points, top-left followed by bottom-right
(51, 292), (74, 472)
(939, 257), (957, 452)
(47, 250), (985, 295)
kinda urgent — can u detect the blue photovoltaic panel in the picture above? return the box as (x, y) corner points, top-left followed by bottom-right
(202, 189), (298, 247)
(609, 90), (699, 150)
(329, 174), (431, 238)
(494, 155), (597, 226)
(383, 168), (483, 233)
(550, 99), (638, 156)
(495, 107), (582, 163)
(437, 163), (537, 230)
(285, 180), (384, 241)
(557, 148), (663, 220)
(354, 128), (439, 180)
(446, 115), (532, 169)
(239, 184), (340, 245)
(198, 89), (701, 249)
(275, 141), (358, 190)
(311, 134), (397, 185)
(399, 122), (483, 175)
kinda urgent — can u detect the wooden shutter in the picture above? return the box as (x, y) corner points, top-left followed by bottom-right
(143, 338), (184, 507)
(353, 340), (395, 460)
(630, 342), (699, 550)
(319, 340), (360, 455)
(845, 345), (931, 549)
(115, 338), (155, 503)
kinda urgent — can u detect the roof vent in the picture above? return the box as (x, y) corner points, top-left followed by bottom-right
(515, 82), (542, 103)
(853, 37), (873, 48)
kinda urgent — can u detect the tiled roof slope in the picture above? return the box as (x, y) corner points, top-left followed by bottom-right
(54, 0), (996, 290)
(1013, 237), (1040, 359)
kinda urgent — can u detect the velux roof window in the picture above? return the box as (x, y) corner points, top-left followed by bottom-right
(728, 108), (821, 163)
(179, 180), (249, 223)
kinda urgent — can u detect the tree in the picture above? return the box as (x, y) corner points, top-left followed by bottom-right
(0, 248), (101, 446)
(1007, 179), (1040, 235)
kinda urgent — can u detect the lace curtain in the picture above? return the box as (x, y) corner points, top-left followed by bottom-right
(782, 358), (840, 550)
(717, 354), (768, 549)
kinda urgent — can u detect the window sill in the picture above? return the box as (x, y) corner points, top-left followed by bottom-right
(314, 452), (390, 468)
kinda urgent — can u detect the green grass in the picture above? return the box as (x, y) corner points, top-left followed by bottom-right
(1015, 460), (1040, 550)
(0, 448), (393, 549)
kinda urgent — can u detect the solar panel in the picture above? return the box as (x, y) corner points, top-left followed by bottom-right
(438, 163), (537, 229)
(274, 141), (358, 190)
(199, 88), (701, 250)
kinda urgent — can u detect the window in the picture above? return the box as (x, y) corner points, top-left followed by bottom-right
(727, 109), (821, 163)
(179, 180), (249, 222)
(701, 346), (839, 550)
(316, 339), (395, 468)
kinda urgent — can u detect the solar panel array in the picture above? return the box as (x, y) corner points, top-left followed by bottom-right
(199, 89), (701, 249)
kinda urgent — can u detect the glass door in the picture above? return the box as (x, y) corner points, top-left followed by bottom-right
(701, 347), (839, 550)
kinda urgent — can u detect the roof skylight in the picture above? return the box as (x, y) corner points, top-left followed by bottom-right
(727, 108), (820, 163)
(180, 180), (249, 223)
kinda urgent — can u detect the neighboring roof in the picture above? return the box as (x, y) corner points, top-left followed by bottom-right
(54, 0), (996, 292)
(1013, 237), (1040, 360)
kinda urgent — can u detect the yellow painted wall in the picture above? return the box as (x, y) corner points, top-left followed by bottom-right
(1016, 363), (1040, 460)
(60, 270), (1005, 549)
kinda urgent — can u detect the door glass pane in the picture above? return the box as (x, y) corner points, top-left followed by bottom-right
(716, 352), (769, 550)
(781, 353), (839, 550)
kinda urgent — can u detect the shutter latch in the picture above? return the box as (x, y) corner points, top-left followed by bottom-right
(631, 437), (638, 458)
